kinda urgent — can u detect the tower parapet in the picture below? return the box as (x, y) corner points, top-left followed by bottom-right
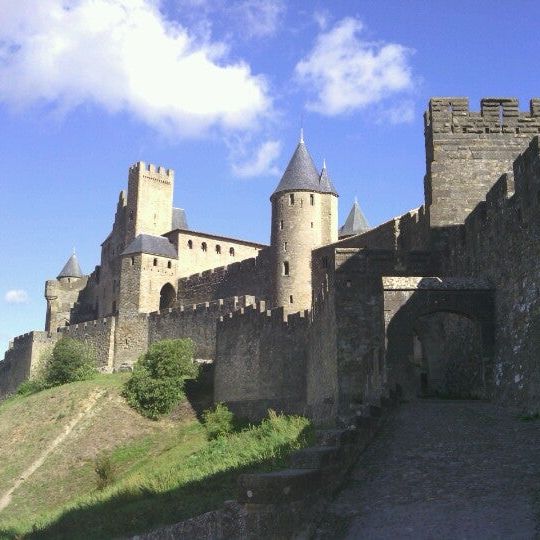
(424, 97), (540, 232)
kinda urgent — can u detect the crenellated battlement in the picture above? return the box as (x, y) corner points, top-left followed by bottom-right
(128, 161), (174, 179)
(426, 97), (540, 134)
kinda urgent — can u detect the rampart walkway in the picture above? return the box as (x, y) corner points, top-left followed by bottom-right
(316, 400), (540, 539)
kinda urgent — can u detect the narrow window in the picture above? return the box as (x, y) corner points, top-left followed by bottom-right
(216, 244), (221, 254)
(311, 222), (314, 228)
(283, 261), (290, 276)
(283, 241), (288, 252)
(280, 220), (284, 230)
(188, 240), (193, 249)
(129, 210), (134, 221)
(310, 194), (314, 206)
(130, 257), (135, 266)
(112, 301), (117, 313)
(202, 242), (207, 252)
(289, 193), (295, 205)
(289, 295), (294, 303)
(153, 258), (158, 266)
(167, 260), (172, 269)
(229, 247), (235, 256)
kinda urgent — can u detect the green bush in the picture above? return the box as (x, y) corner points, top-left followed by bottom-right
(44, 337), (97, 387)
(138, 339), (199, 380)
(123, 339), (198, 419)
(202, 403), (235, 439)
(16, 378), (49, 396)
(94, 453), (116, 490)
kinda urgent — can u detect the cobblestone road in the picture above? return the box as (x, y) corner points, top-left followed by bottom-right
(316, 400), (540, 540)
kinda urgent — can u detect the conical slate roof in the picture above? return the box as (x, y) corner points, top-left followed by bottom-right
(318, 160), (338, 196)
(339, 199), (370, 238)
(272, 136), (321, 196)
(58, 253), (83, 279)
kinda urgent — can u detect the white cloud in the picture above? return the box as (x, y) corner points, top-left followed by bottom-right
(5, 290), (29, 304)
(233, 0), (285, 39)
(0, 0), (272, 137)
(231, 140), (281, 178)
(295, 17), (415, 117)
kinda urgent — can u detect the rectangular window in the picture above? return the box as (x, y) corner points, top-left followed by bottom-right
(283, 261), (290, 276)
(310, 194), (314, 206)
(289, 295), (294, 303)
(283, 241), (287, 252)
(280, 220), (284, 230)
(289, 193), (295, 205)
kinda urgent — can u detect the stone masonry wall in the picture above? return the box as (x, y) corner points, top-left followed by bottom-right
(215, 304), (309, 421)
(425, 97), (540, 230)
(442, 136), (540, 411)
(178, 249), (271, 305)
(0, 332), (58, 398)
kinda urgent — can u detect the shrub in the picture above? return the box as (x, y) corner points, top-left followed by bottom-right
(44, 337), (97, 387)
(94, 453), (116, 490)
(16, 378), (49, 396)
(139, 339), (199, 380)
(123, 367), (185, 419)
(202, 403), (234, 440)
(123, 339), (198, 419)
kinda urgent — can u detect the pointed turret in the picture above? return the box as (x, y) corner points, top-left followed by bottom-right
(318, 159), (338, 196)
(272, 132), (321, 197)
(339, 199), (370, 238)
(57, 252), (83, 279)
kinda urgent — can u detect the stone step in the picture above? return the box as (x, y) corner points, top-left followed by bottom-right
(290, 446), (341, 469)
(237, 468), (321, 504)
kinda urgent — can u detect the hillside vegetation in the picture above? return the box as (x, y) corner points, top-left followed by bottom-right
(0, 374), (312, 539)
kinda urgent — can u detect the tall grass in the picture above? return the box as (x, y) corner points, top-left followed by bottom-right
(0, 411), (313, 540)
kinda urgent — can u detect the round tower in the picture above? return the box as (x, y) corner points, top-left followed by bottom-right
(270, 132), (338, 313)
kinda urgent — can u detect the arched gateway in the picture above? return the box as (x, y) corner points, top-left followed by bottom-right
(159, 283), (176, 310)
(383, 277), (495, 399)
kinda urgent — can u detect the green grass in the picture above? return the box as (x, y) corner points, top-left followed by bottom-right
(0, 375), (313, 540)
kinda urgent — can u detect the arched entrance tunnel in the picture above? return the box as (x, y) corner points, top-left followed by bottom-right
(383, 277), (495, 400)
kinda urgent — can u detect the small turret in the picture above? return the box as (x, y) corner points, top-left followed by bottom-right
(339, 198), (370, 239)
(57, 252), (83, 280)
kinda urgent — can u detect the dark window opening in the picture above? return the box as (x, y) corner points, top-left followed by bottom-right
(280, 220), (284, 230)
(167, 260), (172, 269)
(283, 261), (290, 276)
(289, 193), (295, 205)
(229, 247), (235, 256)
(310, 194), (314, 206)
(289, 295), (294, 303)
(130, 257), (135, 266)
(188, 240), (193, 249)
(153, 258), (158, 266)
(202, 242), (207, 252)
(216, 244), (221, 254)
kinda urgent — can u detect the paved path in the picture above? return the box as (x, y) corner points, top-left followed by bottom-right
(316, 400), (540, 540)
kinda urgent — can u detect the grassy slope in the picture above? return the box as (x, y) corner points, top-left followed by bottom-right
(0, 375), (312, 540)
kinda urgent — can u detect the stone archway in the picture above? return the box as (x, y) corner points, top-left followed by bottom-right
(159, 283), (176, 310)
(383, 277), (495, 399)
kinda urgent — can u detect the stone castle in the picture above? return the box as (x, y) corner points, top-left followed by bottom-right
(2, 97), (540, 425)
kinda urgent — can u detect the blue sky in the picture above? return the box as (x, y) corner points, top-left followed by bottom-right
(0, 0), (539, 355)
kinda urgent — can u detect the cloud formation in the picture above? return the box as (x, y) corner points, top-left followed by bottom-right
(0, 0), (271, 136)
(5, 290), (29, 304)
(231, 140), (281, 178)
(295, 17), (415, 120)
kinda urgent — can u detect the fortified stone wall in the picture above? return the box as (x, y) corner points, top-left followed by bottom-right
(215, 303), (309, 421)
(178, 250), (271, 305)
(59, 317), (117, 370)
(149, 296), (256, 361)
(425, 97), (540, 231)
(442, 136), (540, 411)
(45, 276), (90, 332)
(0, 332), (58, 398)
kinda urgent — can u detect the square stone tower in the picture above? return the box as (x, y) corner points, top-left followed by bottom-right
(125, 162), (174, 244)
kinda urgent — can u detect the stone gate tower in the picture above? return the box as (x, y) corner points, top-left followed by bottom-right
(270, 132), (338, 313)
